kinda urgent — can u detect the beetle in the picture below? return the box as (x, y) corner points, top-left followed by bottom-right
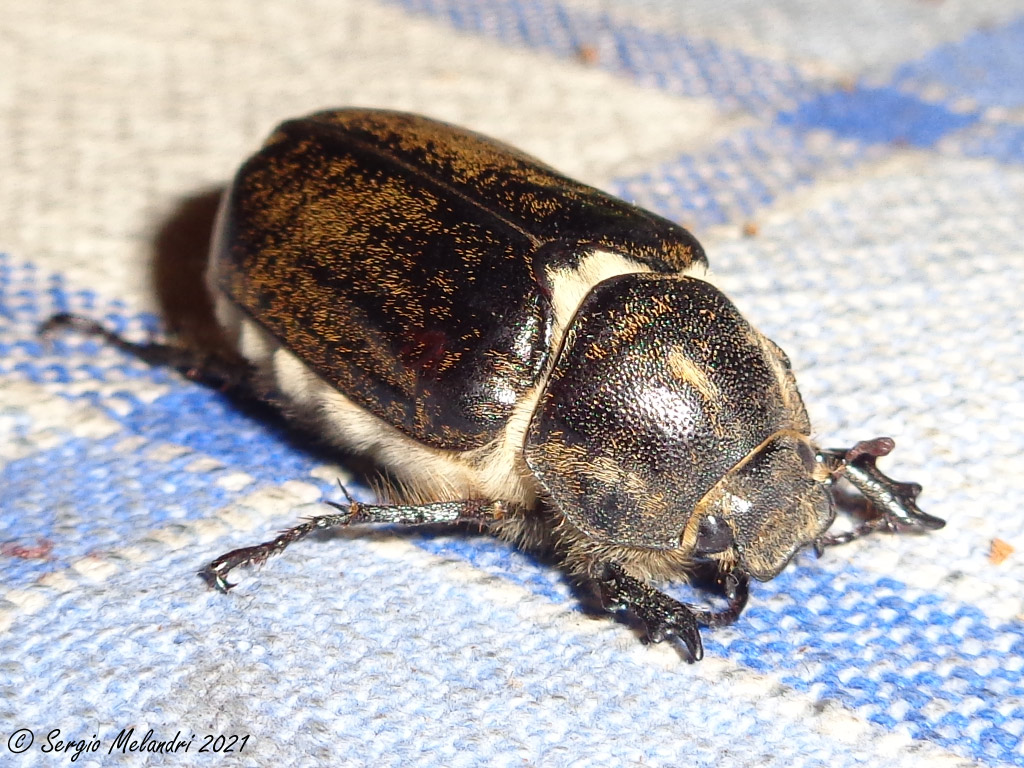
(46, 109), (944, 660)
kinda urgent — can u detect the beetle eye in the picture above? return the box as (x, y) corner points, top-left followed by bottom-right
(694, 514), (734, 555)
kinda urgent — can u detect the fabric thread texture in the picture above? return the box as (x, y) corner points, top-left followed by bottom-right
(1, 1), (1022, 766)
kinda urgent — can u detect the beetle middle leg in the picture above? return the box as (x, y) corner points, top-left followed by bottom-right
(200, 497), (511, 592)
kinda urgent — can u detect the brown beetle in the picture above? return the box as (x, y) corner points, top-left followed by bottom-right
(46, 109), (944, 660)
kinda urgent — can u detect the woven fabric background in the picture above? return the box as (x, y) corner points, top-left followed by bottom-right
(2, 1), (1023, 766)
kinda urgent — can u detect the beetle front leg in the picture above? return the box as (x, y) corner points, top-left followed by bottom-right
(816, 437), (945, 550)
(597, 562), (705, 661)
(200, 497), (510, 592)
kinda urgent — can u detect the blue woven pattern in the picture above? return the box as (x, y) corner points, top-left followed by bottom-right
(2, 1), (1023, 766)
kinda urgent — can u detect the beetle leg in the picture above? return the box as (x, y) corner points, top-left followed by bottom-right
(597, 562), (704, 661)
(816, 437), (945, 550)
(39, 312), (257, 395)
(200, 498), (510, 592)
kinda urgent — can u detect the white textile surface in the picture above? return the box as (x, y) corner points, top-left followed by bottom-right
(2, 1), (1023, 766)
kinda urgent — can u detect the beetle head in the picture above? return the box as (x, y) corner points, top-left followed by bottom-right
(524, 273), (834, 580)
(690, 431), (834, 580)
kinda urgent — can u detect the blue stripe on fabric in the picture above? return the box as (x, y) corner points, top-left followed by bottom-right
(613, 93), (977, 234)
(108, 387), (335, 488)
(0, 254), (162, 381)
(389, 0), (812, 114)
(0, 435), (242, 587)
(957, 122), (1024, 164)
(5, 338), (339, 488)
(412, 533), (573, 603)
(0, 261), (105, 327)
(777, 86), (978, 148)
(0, 253), (338, 588)
(612, 125), (870, 229)
(411, 530), (1024, 766)
(891, 17), (1024, 111)
(390, 0), (1015, 177)
(0, 255), (336, 490)
(709, 565), (1024, 767)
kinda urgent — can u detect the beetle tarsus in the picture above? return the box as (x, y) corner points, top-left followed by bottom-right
(597, 562), (705, 661)
(200, 513), (353, 592)
(816, 437), (945, 551)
